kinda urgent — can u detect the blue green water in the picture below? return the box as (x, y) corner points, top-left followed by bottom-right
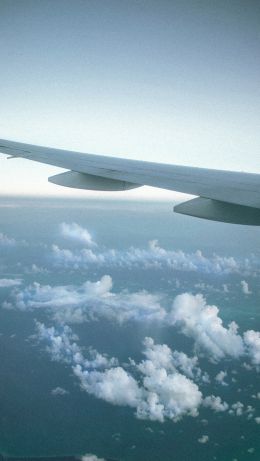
(0, 197), (259, 461)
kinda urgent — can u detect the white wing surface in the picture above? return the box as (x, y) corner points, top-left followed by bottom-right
(1, 138), (260, 225)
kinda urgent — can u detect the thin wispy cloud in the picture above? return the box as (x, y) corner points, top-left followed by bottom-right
(0, 278), (22, 288)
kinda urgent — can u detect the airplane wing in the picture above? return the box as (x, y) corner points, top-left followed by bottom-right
(1, 138), (260, 225)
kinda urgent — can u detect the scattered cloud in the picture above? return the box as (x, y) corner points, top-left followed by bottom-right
(35, 319), (252, 424)
(36, 323), (203, 422)
(228, 402), (255, 419)
(6, 277), (260, 370)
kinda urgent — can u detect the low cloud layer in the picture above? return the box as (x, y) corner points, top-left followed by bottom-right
(5, 276), (259, 368)
(52, 225), (258, 276)
(2, 222), (259, 427)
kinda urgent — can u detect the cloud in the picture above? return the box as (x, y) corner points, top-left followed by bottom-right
(30, 264), (49, 274)
(51, 386), (69, 396)
(75, 336), (203, 422)
(0, 232), (16, 246)
(136, 337), (207, 383)
(198, 435), (209, 444)
(240, 280), (251, 295)
(215, 370), (228, 386)
(7, 277), (260, 369)
(36, 323), (203, 423)
(135, 338), (203, 422)
(52, 244), (100, 268)
(0, 278), (22, 288)
(36, 322), (82, 364)
(60, 222), (96, 247)
(75, 365), (142, 408)
(51, 236), (257, 276)
(170, 293), (245, 361)
(6, 276), (166, 325)
(35, 322), (118, 369)
(81, 455), (105, 461)
(243, 330), (260, 367)
(203, 395), (229, 412)
(170, 293), (258, 368)
(223, 284), (229, 293)
(229, 401), (244, 416)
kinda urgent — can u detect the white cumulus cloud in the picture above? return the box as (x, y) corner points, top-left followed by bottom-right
(170, 293), (245, 361)
(36, 323), (203, 423)
(60, 222), (96, 247)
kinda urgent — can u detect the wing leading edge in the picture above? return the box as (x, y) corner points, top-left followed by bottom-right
(1, 138), (260, 225)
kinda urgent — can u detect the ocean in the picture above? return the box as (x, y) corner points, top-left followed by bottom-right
(0, 196), (259, 461)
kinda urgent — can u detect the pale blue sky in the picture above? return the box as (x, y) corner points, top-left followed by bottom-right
(0, 0), (259, 197)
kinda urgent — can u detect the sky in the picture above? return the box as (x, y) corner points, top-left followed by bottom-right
(0, 0), (259, 197)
